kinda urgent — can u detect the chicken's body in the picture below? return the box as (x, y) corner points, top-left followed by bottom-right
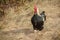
(31, 5), (46, 31)
(31, 13), (44, 31)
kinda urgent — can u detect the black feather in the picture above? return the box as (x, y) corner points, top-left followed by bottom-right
(31, 11), (46, 31)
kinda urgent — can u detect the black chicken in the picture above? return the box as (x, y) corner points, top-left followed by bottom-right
(31, 5), (46, 31)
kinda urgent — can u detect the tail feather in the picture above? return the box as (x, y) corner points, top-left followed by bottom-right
(40, 11), (46, 21)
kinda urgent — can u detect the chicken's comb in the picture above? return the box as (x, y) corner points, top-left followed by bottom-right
(34, 5), (37, 13)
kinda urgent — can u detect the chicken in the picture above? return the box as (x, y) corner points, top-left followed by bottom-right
(31, 5), (46, 31)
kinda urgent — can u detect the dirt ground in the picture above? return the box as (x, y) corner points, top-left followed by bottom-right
(0, 0), (60, 40)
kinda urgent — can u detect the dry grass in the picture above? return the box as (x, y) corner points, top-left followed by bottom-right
(0, 0), (60, 40)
